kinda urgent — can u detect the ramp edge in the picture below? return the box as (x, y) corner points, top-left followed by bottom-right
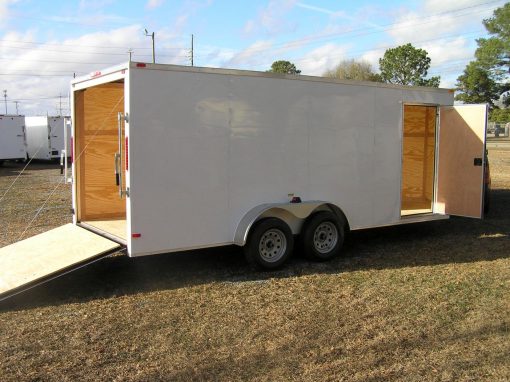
(0, 246), (124, 302)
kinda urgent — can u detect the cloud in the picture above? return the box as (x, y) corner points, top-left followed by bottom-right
(294, 43), (349, 76)
(146, 0), (164, 10)
(296, 2), (383, 30)
(360, 48), (386, 71)
(296, 2), (342, 16)
(423, 0), (496, 13)
(0, 0), (18, 26)
(79, 0), (116, 11)
(226, 40), (274, 67)
(0, 25), (192, 115)
(386, 1), (499, 44)
(243, 0), (297, 36)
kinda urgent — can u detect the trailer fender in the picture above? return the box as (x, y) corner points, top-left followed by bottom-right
(233, 201), (349, 246)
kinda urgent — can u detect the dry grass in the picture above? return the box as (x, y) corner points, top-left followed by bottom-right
(0, 153), (509, 381)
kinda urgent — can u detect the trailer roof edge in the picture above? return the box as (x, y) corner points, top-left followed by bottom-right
(71, 61), (453, 94)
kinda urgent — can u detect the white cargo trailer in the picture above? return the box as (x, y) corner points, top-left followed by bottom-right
(0, 115), (26, 163)
(25, 116), (71, 160)
(0, 62), (488, 300)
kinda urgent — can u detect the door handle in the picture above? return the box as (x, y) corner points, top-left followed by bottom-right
(114, 153), (120, 186)
(117, 112), (124, 198)
(60, 150), (65, 175)
(474, 158), (482, 166)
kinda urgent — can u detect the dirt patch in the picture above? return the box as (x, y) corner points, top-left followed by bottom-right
(0, 152), (509, 381)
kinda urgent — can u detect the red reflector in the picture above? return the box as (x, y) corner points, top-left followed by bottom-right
(70, 137), (74, 163)
(136, 63), (146, 68)
(125, 136), (128, 171)
(91, 71), (101, 78)
(132, 233), (141, 238)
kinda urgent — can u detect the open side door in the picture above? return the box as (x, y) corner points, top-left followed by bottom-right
(0, 224), (122, 301)
(437, 104), (487, 218)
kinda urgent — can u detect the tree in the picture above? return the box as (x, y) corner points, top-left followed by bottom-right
(378, 43), (440, 87)
(475, 3), (509, 79)
(323, 59), (382, 82)
(455, 61), (501, 109)
(489, 108), (510, 123)
(456, 4), (509, 110)
(268, 60), (301, 74)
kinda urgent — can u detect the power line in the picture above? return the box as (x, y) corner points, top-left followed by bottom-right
(264, 0), (504, 52)
(0, 39), (185, 51)
(0, 73), (75, 77)
(277, 30), (485, 66)
(0, 1), (502, 58)
(6, 96), (65, 101)
(0, 44), (190, 59)
(0, 54), (190, 65)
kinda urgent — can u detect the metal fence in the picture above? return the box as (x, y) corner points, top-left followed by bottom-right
(487, 122), (510, 138)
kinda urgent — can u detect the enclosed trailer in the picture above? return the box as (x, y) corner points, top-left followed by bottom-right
(0, 62), (488, 299)
(25, 116), (71, 160)
(0, 115), (26, 163)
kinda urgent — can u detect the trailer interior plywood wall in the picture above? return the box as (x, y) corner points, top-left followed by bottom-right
(75, 81), (126, 222)
(401, 105), (436, 216)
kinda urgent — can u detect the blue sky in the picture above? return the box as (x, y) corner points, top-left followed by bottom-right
(0, 0), (507, 114)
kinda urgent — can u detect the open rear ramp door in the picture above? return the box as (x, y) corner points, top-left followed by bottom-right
(0, 224), (122, 301)
(437, 104), (487, 218)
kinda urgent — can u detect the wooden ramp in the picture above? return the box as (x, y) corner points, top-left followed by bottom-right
(0, 224), (122, 301)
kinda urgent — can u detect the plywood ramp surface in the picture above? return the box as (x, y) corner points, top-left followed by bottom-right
(0, 224), (120, 296)
(82, 219), (127, 241)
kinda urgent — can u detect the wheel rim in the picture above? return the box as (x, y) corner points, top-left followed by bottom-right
(258, 228), (287, 263)
(313, 221), (338, 254)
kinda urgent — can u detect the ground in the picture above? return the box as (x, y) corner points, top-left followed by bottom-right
(0, 150), (508, 381)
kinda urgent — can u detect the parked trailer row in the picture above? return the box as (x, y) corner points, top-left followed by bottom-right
(25, 116), (72, 161)
(0, 115), (71, 164)
(0, 115), (26, 164)
(0, 61), (488, 301)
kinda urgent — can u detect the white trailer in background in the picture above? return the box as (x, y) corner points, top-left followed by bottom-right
(0, 115), (26, 164)
(25, 116), (71, 160)
(0, 62), (488, 300)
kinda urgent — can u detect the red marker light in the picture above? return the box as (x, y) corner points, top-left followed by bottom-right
(136, 63), (146, 68)
(132, 233), (141, 238)
(91, 71), (101, 78)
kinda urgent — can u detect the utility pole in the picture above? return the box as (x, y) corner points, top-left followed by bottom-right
(128, 48), (133, 62)
(59, 94), (63, 116)
(3, 90), (7, 114)
(144, 29), (155, 63)
(14, 101), (19, 115)
(191, 34), (194, 66)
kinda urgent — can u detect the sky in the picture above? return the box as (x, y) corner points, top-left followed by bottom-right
(0, 0), (507, 115)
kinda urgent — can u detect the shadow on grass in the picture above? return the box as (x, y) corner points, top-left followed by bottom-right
(1, 189), (509, 312)
(0, 160), (61, 177)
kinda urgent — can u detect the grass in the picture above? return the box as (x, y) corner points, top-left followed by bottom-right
(0, 152), (509, 381)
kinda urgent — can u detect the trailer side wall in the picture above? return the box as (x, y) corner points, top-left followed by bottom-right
(127, 67), (453, 256)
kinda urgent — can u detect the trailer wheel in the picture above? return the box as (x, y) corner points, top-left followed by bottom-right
(244, 218), (294, 270)
(301, 211), (344, 261)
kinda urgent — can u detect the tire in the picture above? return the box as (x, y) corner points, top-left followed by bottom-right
(301, 211), (345, 261)
(244, 218), (294, 270)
